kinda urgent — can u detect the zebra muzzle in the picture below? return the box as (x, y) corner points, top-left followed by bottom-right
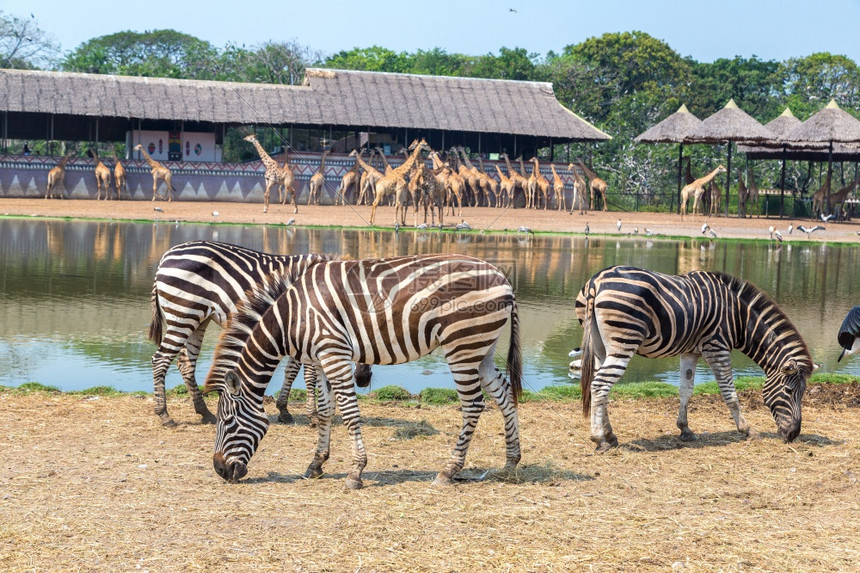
(213, 452), (247, 482)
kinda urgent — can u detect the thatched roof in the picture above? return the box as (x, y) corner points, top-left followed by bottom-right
(0, 67), (610, 141)
(783, 99), (860, 143)
(764, 107), (803, 139)
(633, 104), (703, 144)
(688, 99), (774, 143)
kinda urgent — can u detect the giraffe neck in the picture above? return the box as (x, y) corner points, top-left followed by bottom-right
(578, 160), (596, 179)
(249, 139), (280, 170)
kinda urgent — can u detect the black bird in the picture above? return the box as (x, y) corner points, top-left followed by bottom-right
(797, 225), (825, 236)
(838, 306), (860, 362)
(509, 8), (517, 12)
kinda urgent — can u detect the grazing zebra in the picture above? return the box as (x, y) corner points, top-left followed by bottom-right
(203, 254), (522, 489)
(572, 265), (815, 451)
(148, 240), (371, 427)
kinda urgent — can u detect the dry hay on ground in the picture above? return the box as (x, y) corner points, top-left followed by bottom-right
(1, 384), (859, 572)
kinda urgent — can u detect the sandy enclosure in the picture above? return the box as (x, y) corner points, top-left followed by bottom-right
(1, 385), (859, 572)
(1, 198), (859, 242)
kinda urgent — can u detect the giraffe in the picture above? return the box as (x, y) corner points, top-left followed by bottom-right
(683, 156), (695, 185)
(133, 144), (175, 202)
(746, 166), (760, 217)
(529, 157), (552, 210)
(335, 151), (361, 205)
(576, 158), (609, 212)
(370, 139), (431, 226)
(827, 180), (858, 219)
(495, 164), (516, 209)
(811, 170), (832, 219)
(567, 163), (588, 215)
(478, 156), (500, 208)
(525, 158), (538, 209)
(353, 148), (384, 206)
(430, 150), (464, 217)
(89, 148), (113, 200)
(45, 153), (71, 199)
(500, 153), (528, 206)
(550, 163), (566, 211)
(737, 169), (749, 217)
(409, 160), (444, 227)
(680, 165), (726, 221)
(112, 148), (128, 200)
(243, 134), (297, 214)
(307, 150), (328, 205)
(450, 147), (479, 207)
(457, 147), (493, 207)
(708, 180), (723, 217)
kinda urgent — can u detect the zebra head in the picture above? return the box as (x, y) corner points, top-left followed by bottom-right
(212, 370), (269, 482)
(762, 358), (816, 442)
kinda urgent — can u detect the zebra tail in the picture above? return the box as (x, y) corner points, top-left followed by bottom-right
(580, 289), (596, 418)
(507, 298), (523, 406)
(147, 282), (163, 344)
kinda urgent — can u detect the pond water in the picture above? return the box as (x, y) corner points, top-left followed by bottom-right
(0, 218), (857, 396)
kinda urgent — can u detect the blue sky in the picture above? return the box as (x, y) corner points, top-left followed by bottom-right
(5, 0), (860, 64)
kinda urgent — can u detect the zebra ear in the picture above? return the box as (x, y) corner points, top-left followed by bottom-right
(224, 370), (242, 396)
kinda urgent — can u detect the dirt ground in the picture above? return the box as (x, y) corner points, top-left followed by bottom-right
(1, 383), (859, 572)
(2, 197), (859, 242)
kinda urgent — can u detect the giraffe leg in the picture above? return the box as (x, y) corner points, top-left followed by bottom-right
(263, 180), (272, 213)
(677, 354), (699, 440)
(703, 349), (756, 439)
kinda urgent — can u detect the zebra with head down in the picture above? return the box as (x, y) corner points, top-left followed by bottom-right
(204, 253), (522, 489)
(148, 240), (371, 427)
(571, 265), (816, 451)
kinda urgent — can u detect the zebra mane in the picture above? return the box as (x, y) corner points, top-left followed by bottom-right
(708, 270), (813, 373)
(204, 273), (295, 392)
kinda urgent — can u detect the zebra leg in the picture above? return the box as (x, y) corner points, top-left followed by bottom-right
(704, 350), (757, 439)
(305, 370), (334, 480)
(304, 366), (320, 427)
(676, 354), (698, 440)
(322, 356), (367, 490)
(434, 354), (487, 485)
(274, 358), (302, 424)
(477, 350), (521, 476)
(175, 329), (217, 424)
(589, 355), (628, 452)
(151, 345), (178, 427)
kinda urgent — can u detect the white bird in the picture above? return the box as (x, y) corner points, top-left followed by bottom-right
(708, 229), (717, 239)
(456, 221), (471, 231)
(838, 306), (860, 362)
(153, 207), (164, 213)
(644, 228), (653, 236)
(701, 222), (709, 235)
(821, 213), (836, 223)
(616, 218), (622, 232)
(797, 225), (825, 236)
(211, 210), (219, 218)
(774, 230), (783, 242)
(416, 223), (428, 230)
(788, 224), (794, 235)
(517, 225), (534, 235)
(285, 218), (295, 226)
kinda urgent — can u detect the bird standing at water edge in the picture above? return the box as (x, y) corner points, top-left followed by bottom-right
(616, 219), (622, 232)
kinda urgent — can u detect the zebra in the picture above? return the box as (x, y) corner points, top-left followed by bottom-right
(148, 240), (371, 427)
(203, 253), (522, 489)
(571, 265), (816, 451)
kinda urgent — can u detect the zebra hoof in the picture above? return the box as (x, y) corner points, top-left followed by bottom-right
(199, 412), (217, 424)
(594, 440), (617, 453)
(432, 473), (455, 486)
(345, 475), (363, 490)
(304, 466), (323, 480)
(160, 416), (178, 428)
(745, 429), (761, 441)
(679, 431), (697, 441)
(277, 411), (294, 424)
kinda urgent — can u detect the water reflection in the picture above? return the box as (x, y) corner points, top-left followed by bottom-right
(0, 218), (857, 394)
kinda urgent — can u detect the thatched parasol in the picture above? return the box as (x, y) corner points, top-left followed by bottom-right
(688, 99), (775, 217)
(634, 104), (703, 212)
(783, 100), (860, 214)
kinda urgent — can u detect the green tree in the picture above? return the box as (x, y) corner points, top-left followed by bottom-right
(0, 10), (59, 69)
(688, 56), (781, 121)
(62, 29), (219, 79)
(323, 46), (409, 73)
(467, 47), (540, 81)
(779, 52), (860, 118)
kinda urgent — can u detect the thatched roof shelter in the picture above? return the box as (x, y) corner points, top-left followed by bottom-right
(783, 99), (860, 144)
(633, 104), (702, 144)
(688, 99), (774, 143)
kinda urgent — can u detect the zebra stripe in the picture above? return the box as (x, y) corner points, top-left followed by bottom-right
(573, 265), (814, 451)
(204, 254), (522, 488)
(148, 240), (338, 427)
